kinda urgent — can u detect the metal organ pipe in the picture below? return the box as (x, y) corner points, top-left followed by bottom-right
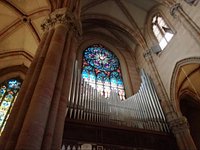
(66, 66), (169, 133)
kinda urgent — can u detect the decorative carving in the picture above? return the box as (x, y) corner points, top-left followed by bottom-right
(169, 116), (189, 134)
(143, 49), (152, 60)
(41, 8), (82, 35)
(170, 3), (181, 17)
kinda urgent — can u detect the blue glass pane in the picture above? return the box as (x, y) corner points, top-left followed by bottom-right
(117, 79), (123, 85)
(110, 71), (120, 79)
(111, 78), (117, 84)
(0, 86), (6, 102)
(97, 72), (106, 81)
(89, 72), (96, 80)
(8, 80), (21, 89)
(82, 70), (89, 79)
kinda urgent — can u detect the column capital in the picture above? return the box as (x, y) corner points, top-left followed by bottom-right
(41, 8), (82, 35)
(143, 49), (152, 61)
(170, 3), (182, 16)
(169, 116), (189, 134)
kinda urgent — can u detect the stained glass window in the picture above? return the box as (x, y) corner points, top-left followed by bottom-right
(82, 44), (125, 100)
(152, 14), (174, 50)
(0, 78), (22, 134)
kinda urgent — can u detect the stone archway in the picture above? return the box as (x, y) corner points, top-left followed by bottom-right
(170, 57), (200, 149)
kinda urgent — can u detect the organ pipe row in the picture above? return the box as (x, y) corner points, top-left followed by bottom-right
(66, 62), (169, 133)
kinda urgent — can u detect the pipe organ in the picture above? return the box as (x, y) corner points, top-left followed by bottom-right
(66, 63), (169, 133)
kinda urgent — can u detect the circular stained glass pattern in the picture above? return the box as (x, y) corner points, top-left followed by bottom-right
(83, 45), (119, 72)
(82, 44), (125, 100)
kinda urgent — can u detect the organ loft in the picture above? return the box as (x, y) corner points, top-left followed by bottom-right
(0, 0), (200, 150)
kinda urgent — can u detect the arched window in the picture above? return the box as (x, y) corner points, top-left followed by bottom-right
(82, 44), (125, 100)
(0, 78), (22, 134)
(152, 14), (174, 51)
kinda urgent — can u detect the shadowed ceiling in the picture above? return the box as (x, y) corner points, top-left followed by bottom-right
(0, 0), (160, 63)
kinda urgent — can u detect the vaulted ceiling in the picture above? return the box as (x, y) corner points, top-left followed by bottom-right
(0, 0), (160, 61)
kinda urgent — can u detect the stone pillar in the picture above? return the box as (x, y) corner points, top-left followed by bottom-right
(170, 3), (200, 46)
(169, 116), (197, 150)
(15, 23), (68, 150)
(144, 50), (197, 150)
(5, 29), (54, 150)
(0, 1), (81, 149)
(51, 33), (78, 149)
(0, 31), (49, 150)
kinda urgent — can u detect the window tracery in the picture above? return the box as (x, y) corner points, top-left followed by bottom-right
(82, 44), (125, 100)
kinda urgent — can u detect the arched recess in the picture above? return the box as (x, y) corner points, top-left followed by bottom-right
(0, 65), (27, 83)
(76, 39), (134, 98)
(0, 49), (31, 82)
(170, 57), (200, 111)
(170, 57), (200, 149)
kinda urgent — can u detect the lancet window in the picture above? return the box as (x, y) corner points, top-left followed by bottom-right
(81, 44), (125, 100)
(0, 78), (21, 134)
(152, 14), (174, 50)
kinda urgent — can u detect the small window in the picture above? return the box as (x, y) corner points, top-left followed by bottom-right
(152, 14), (174, 52)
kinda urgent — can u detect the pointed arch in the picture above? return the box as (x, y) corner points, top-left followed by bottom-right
(170, 57), (200, 111)
(81, 44), (125, 99)
(76, 39), (135, 97)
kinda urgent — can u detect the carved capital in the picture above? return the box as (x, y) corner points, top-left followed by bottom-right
(170, 3), (181, 17)
(41, 8), (82, 35)
(169, 116), (189, 134)
(143, 49), (152, 61)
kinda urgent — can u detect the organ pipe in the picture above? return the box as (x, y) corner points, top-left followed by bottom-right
(67, 67), (169, 133)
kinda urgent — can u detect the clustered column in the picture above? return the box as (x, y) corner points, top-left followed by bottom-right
(0, 1), (81, 149)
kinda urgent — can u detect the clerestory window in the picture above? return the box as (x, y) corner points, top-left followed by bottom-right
(152, 14), (174, 51)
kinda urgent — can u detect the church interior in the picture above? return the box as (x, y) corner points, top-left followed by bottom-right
(0, 0), (200, 150)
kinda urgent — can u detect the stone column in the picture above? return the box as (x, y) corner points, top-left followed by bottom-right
(169, 116), (197, 150)
(15, 24), (68, 150)
(15, 7), (81, 150)
(5, 29), (54, 150)
(51, 33), (78, 149)
(170, 2), (200, 46)
(144, 50), (197, 150)
(0, 1), (81, 149)
(0, 31), (49, 150)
